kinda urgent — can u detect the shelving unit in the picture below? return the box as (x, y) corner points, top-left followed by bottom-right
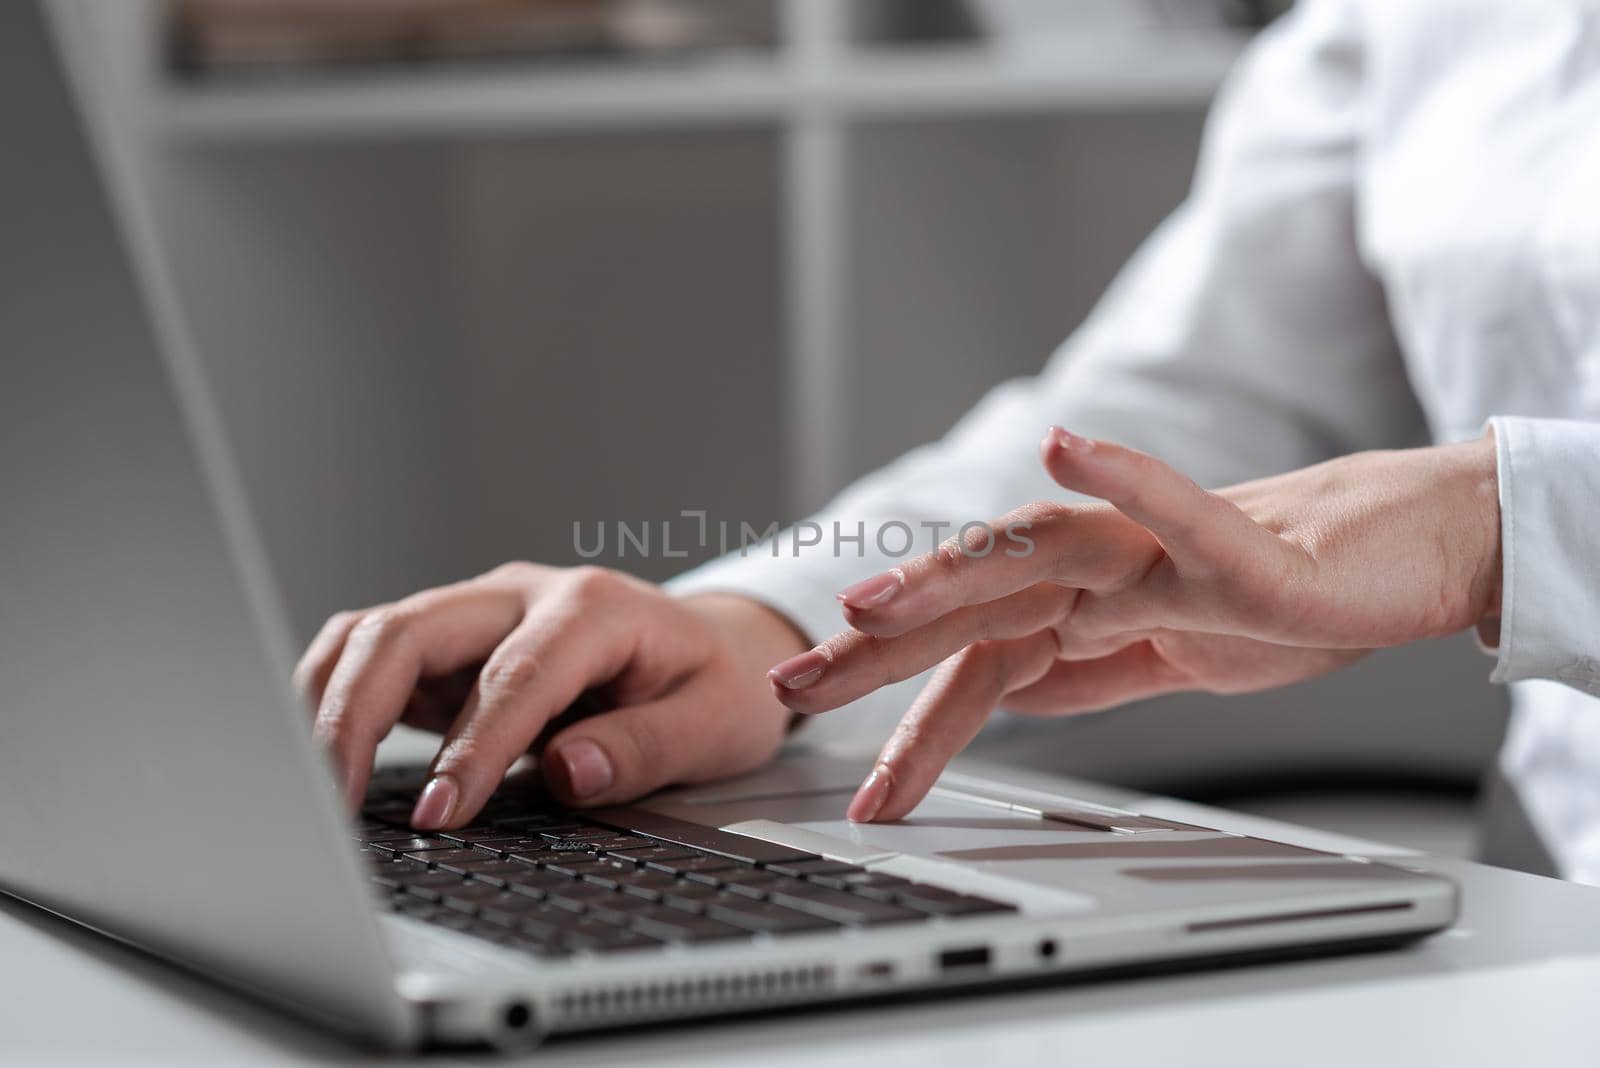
(66, 0), (1240, 637)
(149, 34), (1243, 140)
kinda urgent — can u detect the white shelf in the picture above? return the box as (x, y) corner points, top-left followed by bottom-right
(150, 33), (1247, 141)
(152, 54), (793, 140)
(831, 34), (1247, 119)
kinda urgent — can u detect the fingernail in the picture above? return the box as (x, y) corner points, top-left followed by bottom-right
(837, 569), (904, 611)
(1050, 425), (1091, 453)
(767, 648), (828, 690)
(411, 774), (458, 830)
(847, 764), (894, 823)
(551, 739), (614, 800)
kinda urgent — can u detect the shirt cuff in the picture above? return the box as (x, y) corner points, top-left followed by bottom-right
(1485, 415), (1600, 695)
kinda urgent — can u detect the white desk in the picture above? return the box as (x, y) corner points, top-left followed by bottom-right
(6, 766), (1598, 1067)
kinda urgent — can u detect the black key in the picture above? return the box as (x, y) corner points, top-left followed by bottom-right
(365, 829), (431, 845)
(586, 808), (820, 865)
(583, 893), (658, 926)
(625, 906), (751, 943)
(607, 845), (696, 865)
(491, 814), (580, 832)
(441, 883), (514, 913)
(361, 800), (417, 822)
(402, 873), (470, 902)
(463, 862), (544, 888)
(893, 886), (1017, 917)
(559, 916), (663, 953)
(565, 858), (645, 889)
(765, 859), (864, 879)
(807, 871), (915, 896)
(709, 869), (783, 897)
(438, 826), (533, 845)
(540, 824), (621, 840)
(475, 893), (557, 928)
(503, 871), (581, 900)
(660, 881), (721, 912)
(541, 855), (613, 878)
(368, 855), (429, 877)
(510, 902), (577, 940)
(430, 910), (476, 932)
(767, 885), (924, 926)
(544, 881), (623, 912)
(370, 837), (454, 857)
(506, 845), (586, 865)
(616, 870), (681, 901)
(436, 855), (527, 877)
(646, 855), (738, 877)
(704, 895), (840, 935)
(478, 838), (562, 859)
(589, 835), (652, 853)
(410, 847), (500, 868)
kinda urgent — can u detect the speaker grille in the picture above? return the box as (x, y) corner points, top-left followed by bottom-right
(553, 963), (835, 1027)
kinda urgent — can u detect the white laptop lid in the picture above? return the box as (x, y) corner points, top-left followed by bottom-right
(0, 1), (413, 1047)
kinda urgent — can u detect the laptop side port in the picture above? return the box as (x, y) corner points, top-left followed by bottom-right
(937, 946), (991, 972)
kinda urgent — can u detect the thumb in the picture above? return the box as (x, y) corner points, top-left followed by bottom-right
(540, 687), (774, 807)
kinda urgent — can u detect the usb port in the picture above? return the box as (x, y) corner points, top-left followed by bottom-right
(937, 946), (991, 971)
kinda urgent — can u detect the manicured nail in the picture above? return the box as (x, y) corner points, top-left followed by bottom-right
(847, 764), (894, 823)
(410, 774), (458, 830)
(837, 569), (904, 611)
(768, 648), (829, 690)
(551, 739), (614, 800)
(1049, 425), (1091, 453)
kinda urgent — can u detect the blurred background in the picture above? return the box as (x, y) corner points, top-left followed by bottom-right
(60, 0), (1502, 860)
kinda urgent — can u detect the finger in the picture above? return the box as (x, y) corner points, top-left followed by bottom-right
(849, 630), (1060, 823)
(314, 585), (526, 808)
(1002, 640), (1189, 715)
(540, 682), (772, 807)
(293, 608), (369, 712)
(414, 572), (698, 829)
(837, 502), (1157, 639)
(1041, 427), (1270, 578)
(770, 582), (1070, 715)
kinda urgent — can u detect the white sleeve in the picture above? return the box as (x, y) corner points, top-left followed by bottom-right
(669, 0), (1424, 746)
(1483, 417), (1600, 694)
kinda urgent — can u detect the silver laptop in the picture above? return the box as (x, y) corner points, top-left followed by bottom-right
(0, 1), (1458, 1051)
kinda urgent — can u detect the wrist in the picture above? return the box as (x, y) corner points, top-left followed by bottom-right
(683, 593), (811, 732)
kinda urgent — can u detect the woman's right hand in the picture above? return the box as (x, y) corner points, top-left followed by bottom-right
(294, 563), (809, 830)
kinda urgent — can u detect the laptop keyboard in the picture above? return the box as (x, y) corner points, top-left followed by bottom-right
(359, 774), (1016, 960)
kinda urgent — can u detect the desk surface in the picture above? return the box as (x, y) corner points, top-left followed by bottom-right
(6, 764), (1598, 1068)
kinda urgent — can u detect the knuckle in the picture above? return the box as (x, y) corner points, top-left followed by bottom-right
(349, 605), (415, 650)
(926, 540), (967, 590)
(477, 650), (545, 698)
(565, 565), (618, 602)
(486, 560), (537, 582)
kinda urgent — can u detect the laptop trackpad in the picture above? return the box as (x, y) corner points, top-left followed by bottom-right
(790, 792), (1117, 862)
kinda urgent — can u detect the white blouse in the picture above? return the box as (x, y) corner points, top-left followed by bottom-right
(673, 0), (1600, 883)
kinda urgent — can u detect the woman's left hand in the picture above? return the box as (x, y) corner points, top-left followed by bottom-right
(767, 427), (1502, 823)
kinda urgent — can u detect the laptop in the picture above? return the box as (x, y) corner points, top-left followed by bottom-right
(0, 0), (1458, 1051)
